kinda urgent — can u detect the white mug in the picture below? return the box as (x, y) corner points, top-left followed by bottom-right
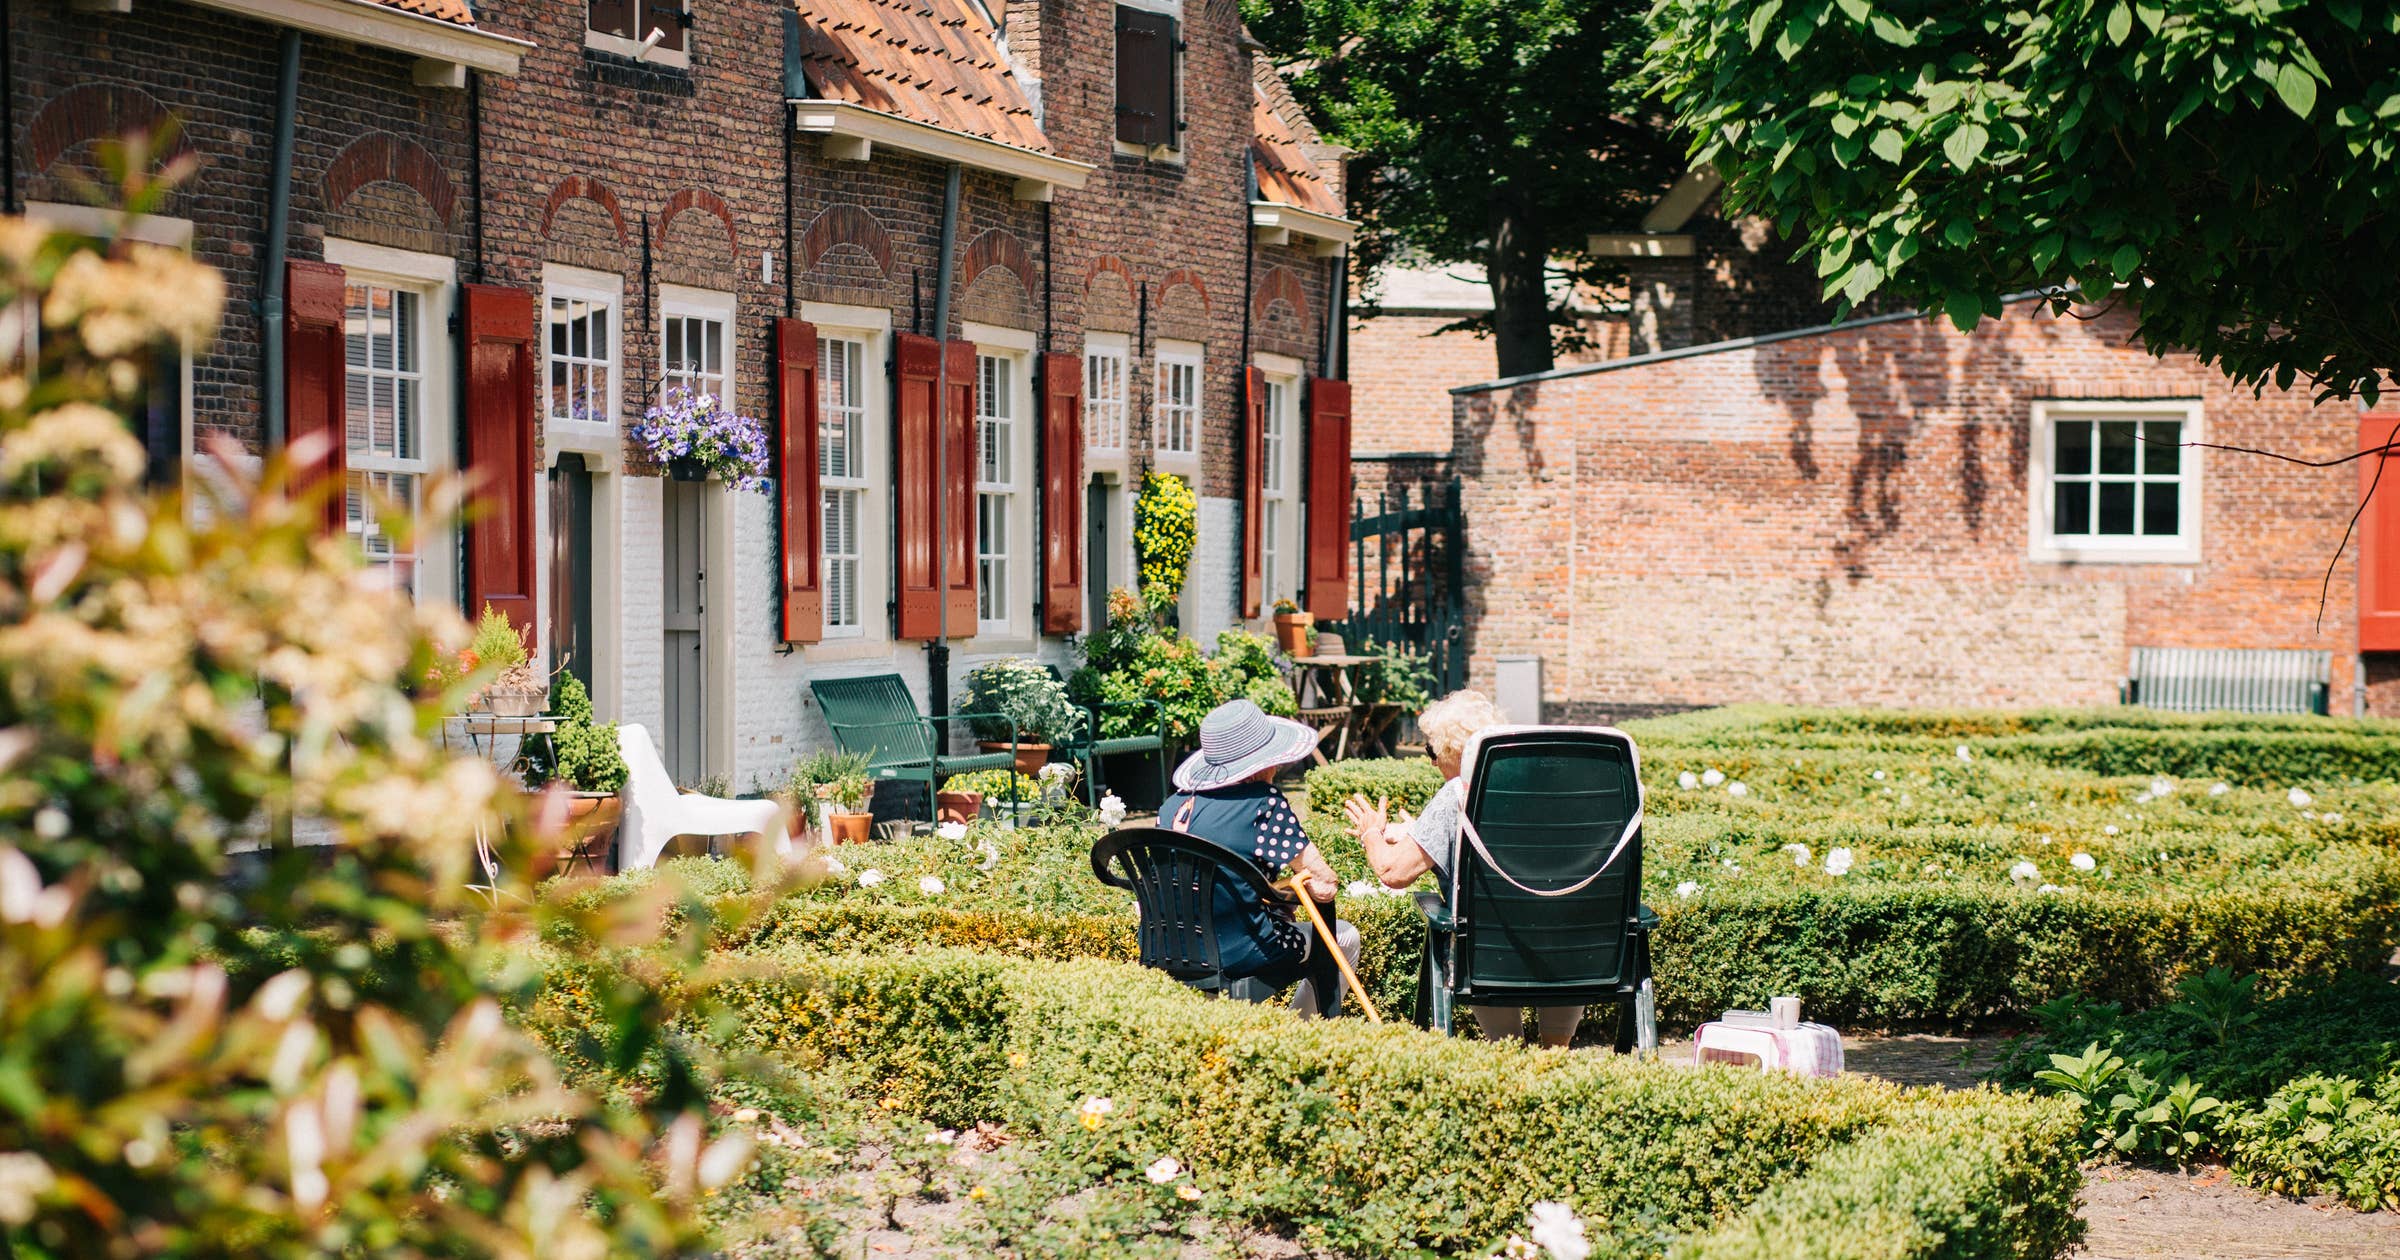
(1771, 995), (1803, 1028)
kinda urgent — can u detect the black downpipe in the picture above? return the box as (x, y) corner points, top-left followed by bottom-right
(468, 70), (485, 283)
(640, 211), (654, 399)
(926, 162), (962, 720)
(782, 10), (802, 319)
(2, 0), (18, 214)
(260, 28), (302, 449)
(1237, 157), (1256, 617)
(1040, 199), (1053, 352)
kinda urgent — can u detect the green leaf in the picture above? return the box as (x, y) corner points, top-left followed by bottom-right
(2105, 3), (2131, 45)
(1943, 122), (1989, 170)
(1748, 1), (1783, 50)
(2274, 62), (2318, 119)
(1943, 218), (1974, 247)
(1945, 291), (1982, 332)
(2028, 231), (2065, 274)
(1869, 13), (1914, 45)
(2111, 243), (2142, 278)
(2328, 0), (2362, 30)
(1836, 0), (1871, 22)
(1869, 129), (1905, 163)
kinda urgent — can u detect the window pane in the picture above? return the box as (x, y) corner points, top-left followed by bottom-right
(2142, 481), (2180, 536)
(2098, 421), (2137, 475)
(2054, 420), (2091, 475)
(2055, 481), (2090, 535)
(2097, 480), (2136, 534)
(2143, 420), (2181, 475)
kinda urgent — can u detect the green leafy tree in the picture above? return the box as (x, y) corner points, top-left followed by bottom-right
(1649, 0), (2400, 399)
(1245, 0), (1680, 376)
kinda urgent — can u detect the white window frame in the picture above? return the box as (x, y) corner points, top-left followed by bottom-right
(805, 302), (892, 651)
(658, 284), (735, 412)
(543, 264), (624, 465)
(324, 239), (457, 608)
(22, 202), (198, 493)
(584, 1), (693, 70)
(1083, 331), (1130, 466)
(1153, 339), (1202, 471)
(1255, 354), (1303, 609)
(965, 322), (1035, 639)
(2027, 398), (2204, 565)
(1112, 0), (1186, 163)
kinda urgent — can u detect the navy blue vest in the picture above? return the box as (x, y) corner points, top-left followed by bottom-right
(1159, 784), (1307, 979)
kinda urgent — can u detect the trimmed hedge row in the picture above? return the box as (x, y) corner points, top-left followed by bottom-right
(539, 945), (2081, 1259)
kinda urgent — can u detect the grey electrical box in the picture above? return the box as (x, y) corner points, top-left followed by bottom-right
(1495, 655), (1542, 726)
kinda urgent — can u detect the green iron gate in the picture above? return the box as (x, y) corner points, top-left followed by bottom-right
(1323, 478), (1466, 695)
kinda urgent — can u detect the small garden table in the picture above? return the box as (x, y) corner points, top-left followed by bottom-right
(442, 714), (560, 901)
(1285, 654), (1375, 763)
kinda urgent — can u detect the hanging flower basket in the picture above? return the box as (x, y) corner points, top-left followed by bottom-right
(630, 387), (772, 491)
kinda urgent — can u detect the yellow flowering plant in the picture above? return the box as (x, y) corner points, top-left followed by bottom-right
(1132, 470), (1195, 599)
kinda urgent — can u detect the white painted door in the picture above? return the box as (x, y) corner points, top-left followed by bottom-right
(662, 478), (706, 785)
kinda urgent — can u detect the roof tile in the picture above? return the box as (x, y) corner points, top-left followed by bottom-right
(367, 0), (476, 27)
(792, 0), (1050, 153)
(1251, 79), (1344, 220)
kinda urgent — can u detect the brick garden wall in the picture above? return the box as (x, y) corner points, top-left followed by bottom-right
(1453, 302), (2381, 716)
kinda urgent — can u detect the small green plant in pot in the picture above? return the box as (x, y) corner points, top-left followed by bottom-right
(467, 603), (544, 715)
(961, 658), (1085, 775)
(790, 749), (872, 843)
(1270, 595), (1313, 654)
(821, 764), (875, 845)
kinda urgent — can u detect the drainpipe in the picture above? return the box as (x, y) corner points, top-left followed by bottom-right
(468, 69), (485, 283)
(2, 0), (17, 214)
(260, 28), (302, 449)
(927, 161), (962, 720)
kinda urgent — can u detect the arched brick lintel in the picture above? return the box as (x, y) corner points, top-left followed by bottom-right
(657, 187), (738, 257)
(540, 174), (630, 247)
(28, 82), (194, 174)
(325, 132), (457, 227)
(798, 203), (894, 274)
(1084, 255), (1135, 291)
(1251, 265), (1310, 331)
(958, 227), (1034, 290)
(1160, 267), (1211, 312)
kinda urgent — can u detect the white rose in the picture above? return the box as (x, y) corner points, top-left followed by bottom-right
(1144, 1156), (1184, 1184)
(2070, 852), (2096, 872)
(1956, 745), (1973, 762)
(1726, 781), (1749, 797)
(1674, 881), (1701, 899)
(857, 869), (886, 887)
(1098, 793), (1128, 827)
(2150, 778), (2175, 797)
(1677, 770), (1699, 790)
(1526, 1201), (1591, 1260)
(1700, 768), (1725, 787)
(1871, 769), (1886, 781)
(2009, 861), (2040, 886)
(2208, 782), (2230, 797)
(2288, 787), (2314, 808)
(936, 820), (969, 842)
(1824, 847), (1854, 877)
(1784, 843), (1811, 868)
(919, 875), (946, 896)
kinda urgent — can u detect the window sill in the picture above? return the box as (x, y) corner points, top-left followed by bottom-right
(2027, 540), (2202, 566)
(584, 28), (690, 69)
(801, 635), (895, 662)
(1114, 140), (1185, 166)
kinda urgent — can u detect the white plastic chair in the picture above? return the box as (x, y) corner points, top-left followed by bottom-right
(616, 723), (790, 872)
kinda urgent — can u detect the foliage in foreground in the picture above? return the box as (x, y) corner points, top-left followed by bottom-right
(1995, 969), (2400, 1210)
(1648, 0), (2400, 399)
(536, 946), (2082, 1260)
(0, 207), (742, 1254)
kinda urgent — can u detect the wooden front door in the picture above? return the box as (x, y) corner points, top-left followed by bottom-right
(662, 478), (707, 785)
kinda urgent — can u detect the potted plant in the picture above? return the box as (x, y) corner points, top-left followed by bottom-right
(942, 769), (1042, 827)
(786, 749), (870, 846)
(961, 658), (1085, 776)
(934, 773), (984, 825)
(458, 604), (543, 716)
(819, 765), (875, 844)
(628, 386), (774, 491)
(1271, 596), (1313, 655)
(520, 673), (628, 873)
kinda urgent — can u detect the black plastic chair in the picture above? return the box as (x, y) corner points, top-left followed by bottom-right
(1415, 727), (1659, 1052)
(1090, 826), (1297, 1002)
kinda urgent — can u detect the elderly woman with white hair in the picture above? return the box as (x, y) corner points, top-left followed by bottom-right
(1343, 689), (1588, 1048)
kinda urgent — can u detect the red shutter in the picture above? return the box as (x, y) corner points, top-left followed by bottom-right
(460, 283), (539, 648)
(2361, 412), (2400, 651)
(1041, 351), (1085, 634)
(1304, 377), (1352, 621)
(1241, 365), (1266, 620)
(776, 319), (823, 644)
(896, 333), (941, 640)
(283, 259), (347, 535)
(944, 339), (978, 636)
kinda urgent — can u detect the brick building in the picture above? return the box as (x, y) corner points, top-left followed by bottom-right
(1449, 298), (2400, 718)
(10, 0), (1356, 793)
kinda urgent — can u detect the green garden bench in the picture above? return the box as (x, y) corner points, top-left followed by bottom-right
(808, 674), (1019, 814)
(1416, 726), (1658, 1052)
(2122, 647), (2332, 716)
(1044, 665), (1168, 806)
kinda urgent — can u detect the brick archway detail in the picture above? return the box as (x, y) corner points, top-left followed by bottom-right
(28, 82), (193, 173)
(1160, 267), (1211, 312)
(959, 228), (1034, 289)
(799, 203), (893, 274)
(325, 132), (457, 226)
(657, 187), (738, 256)
(540, 175), (630, 246)
(1084, 255), (1135, 291)
(1250, 265), (1310, 330)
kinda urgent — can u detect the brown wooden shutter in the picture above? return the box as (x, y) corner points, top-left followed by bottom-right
(895, 333), (941, 640)
(1040, 351), (1085, 634)
(460, 283), (540, 647)
(776, 318), (823, 644)
(588, 0), (635, 38)
(1242, 365), (1266, 620)
(943, 339), (978, 636)
(2361, 412), (2400, 651)
(637, 0), (686, 51)
(1115, 7), (1178, 147)
(1304, 376), (1352, 621)
(283, 258), (347, 535)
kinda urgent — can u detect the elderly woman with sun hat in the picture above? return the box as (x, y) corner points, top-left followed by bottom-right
(1157, 697), (1361, 1018)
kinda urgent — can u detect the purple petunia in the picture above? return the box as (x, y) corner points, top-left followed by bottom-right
(628, 387), (775, 493)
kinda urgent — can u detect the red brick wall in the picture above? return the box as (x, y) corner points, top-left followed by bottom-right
(1454, 302), (2378, 714)
(1351, 308), (1624, 458)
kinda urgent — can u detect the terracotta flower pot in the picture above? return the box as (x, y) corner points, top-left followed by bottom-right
(1273, 613), (1314, 655)
(560, 792), (622, 876)
(828, 811), (873, 844)
(936, 790), (984, 824)
(980, 741), (1053, 777)
(483, 684), (547, 718)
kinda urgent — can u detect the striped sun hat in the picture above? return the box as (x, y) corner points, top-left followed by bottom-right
(1172, 699), (1320, 792)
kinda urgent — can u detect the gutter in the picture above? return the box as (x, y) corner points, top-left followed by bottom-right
(926, 162), (962, 720)
(260, 28), (302, 449)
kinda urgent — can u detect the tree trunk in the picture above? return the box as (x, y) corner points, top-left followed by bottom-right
(1488, 202), (1555, 379)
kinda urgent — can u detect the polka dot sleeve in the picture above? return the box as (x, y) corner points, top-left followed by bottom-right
(1250, 791), (1309, 873)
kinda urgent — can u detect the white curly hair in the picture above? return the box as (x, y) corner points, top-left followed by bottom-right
(1417, 689), (1504, 763)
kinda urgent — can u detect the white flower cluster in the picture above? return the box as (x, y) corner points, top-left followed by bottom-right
(1823, 847), (1854, 877)
(936, 820), (969, 842)
(1098, 792), (1128, 828)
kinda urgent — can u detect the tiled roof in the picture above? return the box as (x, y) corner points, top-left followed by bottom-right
(791, 0), (1051, 154)
(368, 0), (477, 26)
(1250, 66), (1344, 220)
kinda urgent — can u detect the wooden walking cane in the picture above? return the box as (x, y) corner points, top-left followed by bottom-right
(1286, 875), (1382, 1024)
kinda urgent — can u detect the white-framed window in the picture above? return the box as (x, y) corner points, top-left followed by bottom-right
(326, 239), (457, 606)
(586, 0), (691, 68)
(1257, 365), (1301, 605)
(1084, 333), (1129, 456)
(545, 268), (621, 439)
(975, 352), (1016, 629)
(659, 285), (733, 409)
(818, 333), (869, 637)
(2027, 399), (2203, 564)
(1154, 341), (1202, 466)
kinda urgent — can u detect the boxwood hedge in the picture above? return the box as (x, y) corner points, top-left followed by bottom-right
(535, 945), (2080, 1259)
